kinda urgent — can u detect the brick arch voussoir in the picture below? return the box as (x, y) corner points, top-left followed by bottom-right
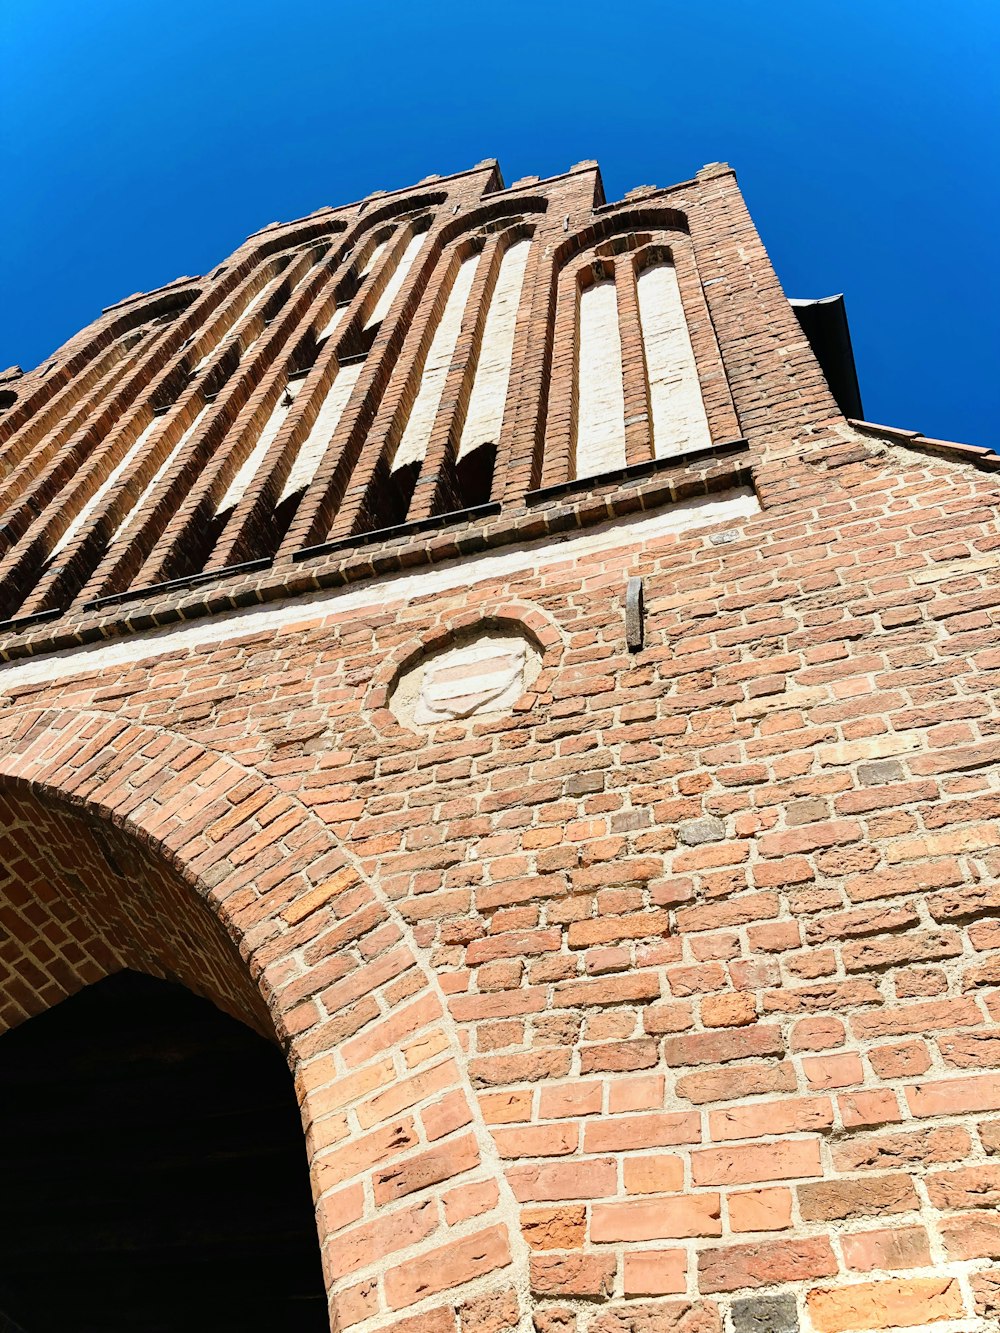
(0, 704), (530, 1331)
(552, 204), (691, 273)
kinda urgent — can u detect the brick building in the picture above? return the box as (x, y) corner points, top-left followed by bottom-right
(0, 158), (998, 1332)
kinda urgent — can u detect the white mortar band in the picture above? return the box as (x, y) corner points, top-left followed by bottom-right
(0, 488), (760, 692)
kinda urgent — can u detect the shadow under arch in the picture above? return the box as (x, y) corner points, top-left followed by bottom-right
(0, 754), (270, 1035)
(0, 725), (333, 1330)
(0, 968), (329, 1332)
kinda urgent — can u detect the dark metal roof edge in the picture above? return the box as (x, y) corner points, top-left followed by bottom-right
(849, 419), (1000, 471)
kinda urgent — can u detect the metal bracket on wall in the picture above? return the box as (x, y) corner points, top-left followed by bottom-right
(625, 576), (644, 652)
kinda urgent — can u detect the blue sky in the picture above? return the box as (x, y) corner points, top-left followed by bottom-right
(2, 1), (997, 446)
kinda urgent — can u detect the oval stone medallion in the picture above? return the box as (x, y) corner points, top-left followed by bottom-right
(389, 630), (542, 729)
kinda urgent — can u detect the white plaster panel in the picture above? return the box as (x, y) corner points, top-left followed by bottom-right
(359, 240), (387, 281)
(317, 305), (346, 344)
(575, 278), (627, 478)
(317, 241), (387, 343)
(52, 416), (160, 559)
(394, 252), (480, 471)
(637, 262), (712, 458)
(458, 239), (530, 461)
(365, 232), (425, 330)
(193, 272), (280, 373)
(111, 403), (211, 544)
(280, 361), (363, 503)
(217, 379), (303, 514)
(0, 488), (759, 691)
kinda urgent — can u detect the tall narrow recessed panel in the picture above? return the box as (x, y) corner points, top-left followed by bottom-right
(637, 261), (712, 458)
(574, 278), (626, 478)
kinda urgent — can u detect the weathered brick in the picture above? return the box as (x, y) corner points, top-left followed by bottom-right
(797, 1174), (917, 1222)
(699, 1237), (837, 1292)
(841, 1225), (931, 1272)
(727, 1188), (793, 1234)
(529, 1253), (615, 1298)
(731, 1294), (799, 1333)
(591, 1194), (722, 1241)
(693, 1140), (821, 1187)
(806, 1278), (963, 1332)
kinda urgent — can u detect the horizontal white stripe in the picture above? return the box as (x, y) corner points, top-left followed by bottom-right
(0, 488), (759, 691)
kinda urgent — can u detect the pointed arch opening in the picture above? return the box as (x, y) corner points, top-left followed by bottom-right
(0, 779), (329, 1333)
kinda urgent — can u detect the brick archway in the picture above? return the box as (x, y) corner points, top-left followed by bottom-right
(0, 707), (528, 1332)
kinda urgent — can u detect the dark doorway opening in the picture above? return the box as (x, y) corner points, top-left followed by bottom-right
(0, 971), (328, 1333)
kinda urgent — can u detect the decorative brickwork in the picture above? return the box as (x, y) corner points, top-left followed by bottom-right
(1, 157), (1000, 1331)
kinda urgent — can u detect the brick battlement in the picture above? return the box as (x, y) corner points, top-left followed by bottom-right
(1, 160), (999, 1332)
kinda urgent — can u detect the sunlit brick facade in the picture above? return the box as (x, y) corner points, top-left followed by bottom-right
(1, 158), (999, 1332)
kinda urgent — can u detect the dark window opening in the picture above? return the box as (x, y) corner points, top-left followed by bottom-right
(335, 264), (365, 305)
(261, 280), (293, 325)
(430, 441), (497, 517)
(288, 331), (321, 382)
(188, 343), (241, 410)
(454, 440), (497, 510)
(358, 457), (421, 534)
(150, 490), (226, 584)
(199, 504), (235, 566)
(0, 971), (327, 1333)
(0, 390), (17, 412)
(266, 486), (308, 555)
(337, 319), (381, 364)
(149, 365), (188, 416)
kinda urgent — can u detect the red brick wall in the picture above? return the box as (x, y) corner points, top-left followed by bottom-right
(1, 159), (999, 1332)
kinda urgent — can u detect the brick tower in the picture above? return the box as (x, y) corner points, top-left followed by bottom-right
(0, 158), (999, 1333)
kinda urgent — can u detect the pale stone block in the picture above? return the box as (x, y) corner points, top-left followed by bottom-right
(390, 632), (542, 729)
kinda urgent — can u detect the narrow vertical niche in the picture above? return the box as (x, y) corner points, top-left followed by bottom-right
(334, 218), (429, 364)
(360, 227), (426, 339)
(361, 246), (481, 532)
(38, 356), (191, 588)
(262, 228), (404, 550)
(573, 270), (627, 479)
(268, 361), (363, 545)
(48, 413), (162, 564)
(189, 252), (297, 378)
(154, 236), (370, 577)
(636, 259), (711, 458)
(208, 379), (305, 553)
(315, 234), (390, 348)
(441, 235), (531, 511)
(99, 338), (241, 561)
